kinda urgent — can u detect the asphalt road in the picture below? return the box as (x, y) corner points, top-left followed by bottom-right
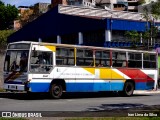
(0, 92), (160, 117)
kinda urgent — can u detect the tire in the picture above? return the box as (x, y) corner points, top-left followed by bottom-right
(49, 83), (63, 99)
(122, 81), (134, 97)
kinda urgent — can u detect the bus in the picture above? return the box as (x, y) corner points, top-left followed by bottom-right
(3, 41), (158, 98)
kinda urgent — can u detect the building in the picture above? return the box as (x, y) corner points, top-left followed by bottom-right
(13, 20), (21, 30)
(18, 6), (30, 14)
(114, 0), (128, 11)
(13, 6), (31, 30)
(51, 0), (127, 10)
(51, 0), (70, 8)
(51, 0), (158, 12)
(13, 3), (50, 30)
(8, 4), (160, 48)
(127, 0), (139, 12)
(33, 3), (50, 14)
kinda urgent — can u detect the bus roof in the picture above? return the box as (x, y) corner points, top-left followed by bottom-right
(9, 41), (156, 54)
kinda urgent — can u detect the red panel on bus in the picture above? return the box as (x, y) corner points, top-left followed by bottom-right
(118, 68), (153, 82)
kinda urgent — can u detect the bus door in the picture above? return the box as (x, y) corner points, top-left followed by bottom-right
(29, 45), (54, 92)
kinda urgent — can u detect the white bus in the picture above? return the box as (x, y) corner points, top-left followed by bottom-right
(3, 41), (158, 98)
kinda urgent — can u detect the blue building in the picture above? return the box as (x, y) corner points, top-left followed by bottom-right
(8, 5), (160, 48)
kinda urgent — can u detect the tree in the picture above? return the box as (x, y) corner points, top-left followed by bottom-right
(151, 0), (160, 20)
(138, 0), (146, 5)
(0, 0), (18, 30)
(125, 31), (140, 42)
(125, 30), (141, 48)
(0, 30), (15, 49)
(141, 1), (160, 49)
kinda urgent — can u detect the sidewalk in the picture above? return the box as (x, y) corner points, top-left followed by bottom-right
(134, 89), (160, 94)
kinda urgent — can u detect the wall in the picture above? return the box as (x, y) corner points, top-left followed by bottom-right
(0, 51), (5, 89)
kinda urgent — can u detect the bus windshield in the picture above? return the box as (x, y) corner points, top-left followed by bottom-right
(4, 50), (29, 72)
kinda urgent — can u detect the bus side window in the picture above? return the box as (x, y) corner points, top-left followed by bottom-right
(143, 54), (156, 69)
(128, 61), (135, 67)
(112, 51), (126, 67)
(56, 47), (74, 66)
(128, 53), (142, 68)
(30, 51), (53, 73)
(76, 49), (93, 66)
(95, 50), (110, 67)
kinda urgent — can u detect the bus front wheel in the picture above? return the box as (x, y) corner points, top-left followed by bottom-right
(121, 81), (134, 97)
(49, 83), (63, 99)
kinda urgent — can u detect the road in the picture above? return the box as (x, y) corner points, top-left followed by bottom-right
(0, 92), (160, 117)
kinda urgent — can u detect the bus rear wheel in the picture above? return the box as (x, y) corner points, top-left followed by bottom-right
(121, 81), (134, 97)
(49, 83), (63, 99)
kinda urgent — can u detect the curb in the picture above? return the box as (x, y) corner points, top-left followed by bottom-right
(134, 90), (160, 94)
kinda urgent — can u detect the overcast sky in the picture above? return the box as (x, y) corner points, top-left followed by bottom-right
(2, 0), (51, 7)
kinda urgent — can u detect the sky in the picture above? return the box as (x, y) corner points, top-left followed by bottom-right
(2, 0), (51, 7)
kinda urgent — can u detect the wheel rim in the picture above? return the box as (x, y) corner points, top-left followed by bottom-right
(125, 83), (133, 95)
(53, 86), (61, 96)
(50, 84), (62, 99)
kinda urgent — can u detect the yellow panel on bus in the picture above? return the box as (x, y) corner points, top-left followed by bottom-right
(45, 46), (56, 52)
(99, 68), (112, 79)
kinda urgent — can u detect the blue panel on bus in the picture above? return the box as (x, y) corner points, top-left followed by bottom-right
(66, 82), (124, 92)
(66, 83), (94, 92)
(28, 83), (50, 92)
(27, 82), (153, 92)
(110, 82), (124, 91)
(94, 83), (110, 91)
(135, 82), (153, 90)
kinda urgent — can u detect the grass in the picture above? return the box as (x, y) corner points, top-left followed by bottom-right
(65, 117), (160, 120)
(0, 117), (159, 120)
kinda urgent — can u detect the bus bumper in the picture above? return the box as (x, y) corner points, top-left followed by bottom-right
(3, 84), (25, 91)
